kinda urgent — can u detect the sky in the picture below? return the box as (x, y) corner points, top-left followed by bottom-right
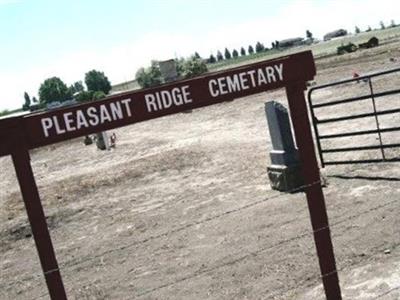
(0, 0), (399, 110)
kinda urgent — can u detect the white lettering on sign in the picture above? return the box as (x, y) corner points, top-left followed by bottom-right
(145, 85), (192, 113)
(41, 98), (132, 137)
(208, 63), (284, 97)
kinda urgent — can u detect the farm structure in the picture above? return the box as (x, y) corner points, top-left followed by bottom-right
(324, 29), (348, 41)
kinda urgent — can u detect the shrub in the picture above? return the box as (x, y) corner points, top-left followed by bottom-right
(85, 70), (111, 94)
(255, 41), (265, 53)
(232, 49), (239, 58)
(224, 48), (231, 59)
(248, 45), (254, 54)
(217, 50), (224, 61)
(135, 61), (162, 88)
(39, 77), (71, 105)
(180, 56), (208, 78)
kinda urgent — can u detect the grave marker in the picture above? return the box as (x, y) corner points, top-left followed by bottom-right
(265, 101), (303, 191)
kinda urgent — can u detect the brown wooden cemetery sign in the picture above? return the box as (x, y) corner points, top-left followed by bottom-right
(0, 51), (342, 299)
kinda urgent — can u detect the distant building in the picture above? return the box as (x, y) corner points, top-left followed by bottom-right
(323, 29), (348, 41)
(111, 79), (139, 94)
(46, 99), (78, 110)
(277, 37), (305, 48)
(159, 59), (178, 83)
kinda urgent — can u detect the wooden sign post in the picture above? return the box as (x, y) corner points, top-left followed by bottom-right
(0, 51), (341, 299)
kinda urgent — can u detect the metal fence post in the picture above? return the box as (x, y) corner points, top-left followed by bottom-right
(368, 78), (386, 160)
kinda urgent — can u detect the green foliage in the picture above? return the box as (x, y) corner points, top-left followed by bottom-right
(240, 47), (246, 56)
(180, 56), (208, 78)
(39, 77), (71, 105)
(380, 21), (385, 29)
(0, 109), (10, 117)
(92, 91), (106, 100)
(216, 50), (224, 61)
(22, 91), (31, 111)
(32, 96), (38, 103)
(390, 20), (396, 27)
(355, 26), (361, 34)
(248, 45), (254, 54)
(85, 70), (111, 94)
(232, 49), (239, 58)
(175, 57), (185, 77)
(306, 30), (313, 39)
(69, 81), (85, 95)
(135, 61), (162, 88)
(208, 54), (216, 63)
(194, 52), (201, 59)
(255, 41), (265, 53)
(224, 48), (231, 59)
(75, 90), (94, 103)
(366, 26), (372, 32)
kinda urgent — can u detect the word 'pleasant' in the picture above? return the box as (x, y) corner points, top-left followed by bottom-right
(41, 99), (132, 137)
(208, 63), (284, 97)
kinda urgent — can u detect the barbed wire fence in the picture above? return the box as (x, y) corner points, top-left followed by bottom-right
(1, 176), (397, 300)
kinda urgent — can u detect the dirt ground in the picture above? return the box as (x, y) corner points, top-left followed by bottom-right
(1, 39), (399, 300)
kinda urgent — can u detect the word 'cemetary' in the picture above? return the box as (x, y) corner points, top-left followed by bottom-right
(0, 51), (342, 300)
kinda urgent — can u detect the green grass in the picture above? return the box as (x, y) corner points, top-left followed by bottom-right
(0, 108), (23, 117)
(111, 26), (400, 92)
(206, 26), (400, 72)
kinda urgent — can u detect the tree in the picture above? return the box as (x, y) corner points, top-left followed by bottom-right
(271, 42), (276, 49)
(306, 30), (313, 40)
(22, 91), (31, 111)
(217, 50), (224, 61)
(255, 41), (265, 53)
(355, 26), (361, 34)
(224, 48), (231, 59)
(135, 61), (162, 88)
(39, 77), (71, 105)
(180, 56), (208, 78)
(240, 47), (246, 56)
(32, 96), (38, 103)
(380, 21), (385, 29)
(194, 52), (201, 59)
(248, 45), (254, 55)
(84, 70), (111, 94)
(232, 49), (239, 58)
(75, 91), (94, 103)
(366, 25), (372, 32)
(92, 91), (106, 100)
(208, 54), (216, 63)
(69, 81), (84, 95)
(390, 20), (396, 27)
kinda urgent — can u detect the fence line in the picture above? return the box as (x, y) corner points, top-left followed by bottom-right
(2, 180), (321, 289)
(16, 180), (396, 299)
(373, 285), (400, 299)
(2, 172), (398, 300)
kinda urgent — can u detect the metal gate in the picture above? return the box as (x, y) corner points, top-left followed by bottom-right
(308, 67), (400, 167)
